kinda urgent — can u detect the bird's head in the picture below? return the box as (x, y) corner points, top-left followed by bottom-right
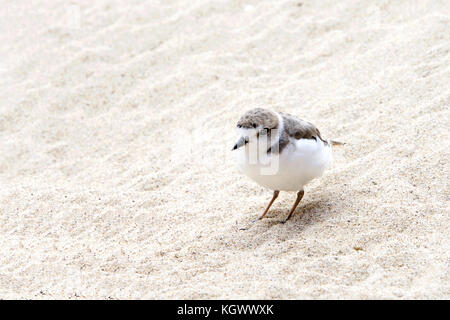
(232, 108), (280, 150)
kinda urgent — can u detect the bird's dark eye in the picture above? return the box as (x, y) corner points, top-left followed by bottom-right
(252, 123), (257, 128)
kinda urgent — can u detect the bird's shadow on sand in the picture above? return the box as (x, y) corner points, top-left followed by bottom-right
(233, 197), (335, 246)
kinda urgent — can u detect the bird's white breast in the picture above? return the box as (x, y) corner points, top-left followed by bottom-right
(235, 137), (332, 191)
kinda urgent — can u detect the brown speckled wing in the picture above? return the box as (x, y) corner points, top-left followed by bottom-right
(275, 112), (328, 153)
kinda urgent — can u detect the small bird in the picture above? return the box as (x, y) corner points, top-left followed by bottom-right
(232, 108), (339, 223)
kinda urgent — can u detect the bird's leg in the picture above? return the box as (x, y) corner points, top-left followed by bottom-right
(282, 190), (304, 223)
(253, 190), (279, 222)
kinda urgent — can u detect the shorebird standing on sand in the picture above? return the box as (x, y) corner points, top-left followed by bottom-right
(232, 108), (340, 224)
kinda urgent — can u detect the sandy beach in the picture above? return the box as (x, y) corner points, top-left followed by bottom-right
(0, 0), (449, 299)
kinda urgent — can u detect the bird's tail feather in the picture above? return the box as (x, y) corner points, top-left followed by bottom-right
(330, 140), (345, 146)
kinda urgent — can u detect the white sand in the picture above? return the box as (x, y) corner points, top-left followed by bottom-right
(0, 0), (449, 299)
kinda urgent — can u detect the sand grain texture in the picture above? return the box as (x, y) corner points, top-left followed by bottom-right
(0, 0), (449, 299)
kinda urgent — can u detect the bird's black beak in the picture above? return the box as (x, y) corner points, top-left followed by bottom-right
(232, 136), (248, 150)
